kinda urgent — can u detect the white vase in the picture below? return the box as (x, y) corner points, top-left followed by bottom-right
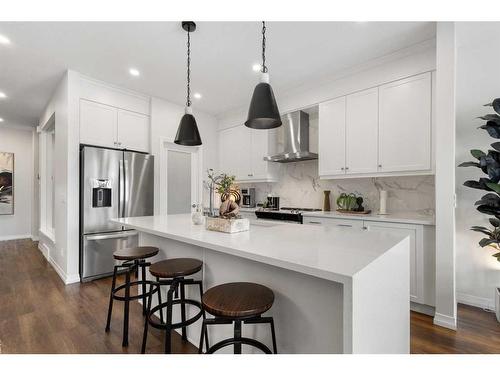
(191, 211), (204, 225)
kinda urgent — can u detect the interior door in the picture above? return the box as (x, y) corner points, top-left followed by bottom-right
(378, 72), (432, 172)
(345, 88), (379, 174)
(161, 142), (201, 215)
(122, 151), (154, 218)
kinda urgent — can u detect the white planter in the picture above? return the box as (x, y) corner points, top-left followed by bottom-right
(205, 217), (250, 233)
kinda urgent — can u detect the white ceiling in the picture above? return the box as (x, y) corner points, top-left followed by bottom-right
(0, 22), (436, 127)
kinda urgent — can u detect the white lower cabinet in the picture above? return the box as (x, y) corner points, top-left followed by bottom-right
(304, 216), (435, 309)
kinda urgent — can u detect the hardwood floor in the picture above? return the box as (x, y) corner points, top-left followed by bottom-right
(0, 239), (499, 354)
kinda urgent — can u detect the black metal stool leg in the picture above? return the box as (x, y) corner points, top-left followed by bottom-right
(269, 317), (278, 354)
(141, 262), (147, 316)
(180, 279), (187, 341)
(122, 268), (131, 347)
(105, 265), (118, 332)
(156, 277), (164, 323)
(198, 319), (207, 354)
(198, 281), (209, 350)
(164, 283), (175, 354)
(141, 283), (154, 354)
(234, 320), (242, 354)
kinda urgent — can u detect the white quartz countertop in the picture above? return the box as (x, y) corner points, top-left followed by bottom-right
(301, 210), (435, 225)
(111, 214), (408, 283)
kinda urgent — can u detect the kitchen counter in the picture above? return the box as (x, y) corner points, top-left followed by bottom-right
(111, 214), (410, 353)
(302, 210), (435, 226)
(237, 207), (434, 225)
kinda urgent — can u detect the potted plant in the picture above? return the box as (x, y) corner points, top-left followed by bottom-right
(459, 97), (500, 264)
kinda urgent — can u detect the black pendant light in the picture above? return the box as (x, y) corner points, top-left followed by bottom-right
(174, 21), (202, 146)
(245, 21), (282, 130)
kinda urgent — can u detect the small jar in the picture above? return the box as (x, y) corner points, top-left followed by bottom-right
(191, 204), (205, 225)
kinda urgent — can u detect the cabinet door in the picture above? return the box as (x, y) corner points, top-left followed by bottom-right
(378, 73), (431, 172)
(250, 128), (270, 180)
(219, 126), (250, 180)
(345, 88), (379, 174)
(363, 221), (422, 303)
(80, 99), (117, 148)
(219, 127), (239, 178)
(117, 109), (150, 152)
(303, 217), (364, 229)
(319, 97), (346, 176)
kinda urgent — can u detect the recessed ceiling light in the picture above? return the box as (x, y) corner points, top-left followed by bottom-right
(0, 118), (4, 122)
(193, 93), (202, 100)
(0, 92), (6, 99)
(0, 34), (11, 45)
(129, 68), (140, 77)
(252, 64), (261, 72)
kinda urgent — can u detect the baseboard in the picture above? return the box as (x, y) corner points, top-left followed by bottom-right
(457, 292), (495, 310)
(433, 312), (457, 330)
(411, 302), (435, 316)
(30, 235), (40, 242)
(65, 273), (80, 284)
(38, 241), (50, 260)
(0, 234), (32, 241)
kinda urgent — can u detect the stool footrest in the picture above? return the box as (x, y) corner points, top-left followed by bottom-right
(148, 299), (203, 330)
(112, 280), (158, 302)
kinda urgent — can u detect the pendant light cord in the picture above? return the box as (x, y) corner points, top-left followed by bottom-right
(186, 27), (191, 107)
(261, 21), (268, 73)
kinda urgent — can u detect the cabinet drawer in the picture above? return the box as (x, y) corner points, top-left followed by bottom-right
(303, 217), (364, 229)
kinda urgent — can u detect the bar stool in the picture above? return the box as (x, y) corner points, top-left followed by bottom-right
(105, 246), (159, 347)
(198, 282), (277, 354)
(141, 258), (208, 354)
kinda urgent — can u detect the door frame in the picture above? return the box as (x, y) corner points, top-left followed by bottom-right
(158, 138), (203, 215)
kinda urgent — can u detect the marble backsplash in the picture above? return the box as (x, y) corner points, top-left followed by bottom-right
(239, 160), (435, 215)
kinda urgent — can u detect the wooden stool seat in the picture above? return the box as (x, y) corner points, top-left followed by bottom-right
(202, 282), (274, 318)
(149, 258), (203, 279)
(113, 246), (159, 261)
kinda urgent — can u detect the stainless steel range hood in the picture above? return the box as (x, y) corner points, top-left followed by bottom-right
(264, 110), (318, 163)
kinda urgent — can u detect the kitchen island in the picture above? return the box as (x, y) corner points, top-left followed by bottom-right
(111, 214), (410, 354)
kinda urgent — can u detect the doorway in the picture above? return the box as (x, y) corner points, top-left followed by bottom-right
(159, 140), (202, 215)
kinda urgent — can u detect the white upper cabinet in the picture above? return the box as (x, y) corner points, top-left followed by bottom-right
(80, 99), (150, 152)
(218, 125), (277, 182)
(378, 72), (431, 173)
(318, 72), (434, 179)
(116, 109), (150, 153)
(345, 88), (379, 174)
(319, 97), (346, 176)
(80, 100), (117, 148)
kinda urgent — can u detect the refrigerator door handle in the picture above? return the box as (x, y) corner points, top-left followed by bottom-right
(119, 158), (125, 218)
(85, 231), (138, 241)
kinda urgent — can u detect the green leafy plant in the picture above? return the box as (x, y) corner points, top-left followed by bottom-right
(459, 98), (500, 261)
(205, 169), (236, 196)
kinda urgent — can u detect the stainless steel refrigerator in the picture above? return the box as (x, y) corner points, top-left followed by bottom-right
(79, 146), (154, 282)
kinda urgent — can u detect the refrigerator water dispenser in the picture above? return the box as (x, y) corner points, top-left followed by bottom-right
(91, 179), (112, 207)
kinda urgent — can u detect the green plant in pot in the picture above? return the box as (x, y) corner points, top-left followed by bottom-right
(459, 98), (500, 262)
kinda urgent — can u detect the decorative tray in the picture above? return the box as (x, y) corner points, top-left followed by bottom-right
(205, 217), (250, 233)
(335, 209), (372, 215)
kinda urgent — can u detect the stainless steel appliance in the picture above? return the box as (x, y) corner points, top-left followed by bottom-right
(79, 146), (154, 282)
(255, 207), (321, 224)
(240, 188), (256, 208)
(264, 110), (318, 163)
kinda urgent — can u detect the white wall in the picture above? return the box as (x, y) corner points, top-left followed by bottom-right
(0, 125), (36, 240)
(434, 22), (457, 329)
(150, 97), (219, 214)
(38, 72), (74, 282)
(455, 22), (500, 310)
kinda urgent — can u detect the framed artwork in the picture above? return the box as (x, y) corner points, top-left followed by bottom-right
(0, 152), (14, 215)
